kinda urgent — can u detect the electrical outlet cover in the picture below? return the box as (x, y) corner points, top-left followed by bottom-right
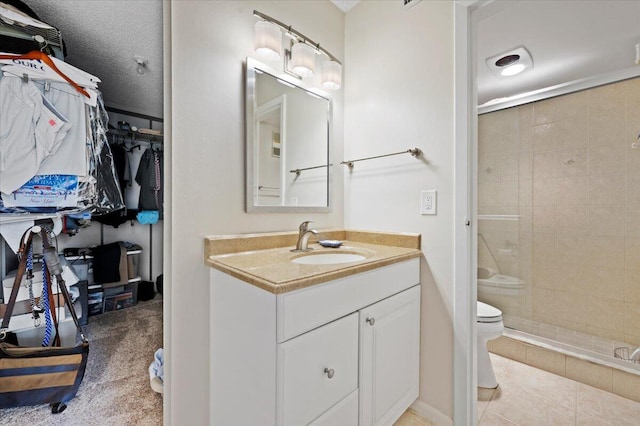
(420, 190), (437, 215)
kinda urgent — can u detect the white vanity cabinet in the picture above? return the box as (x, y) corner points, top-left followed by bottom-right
(209, 257), (420, 426)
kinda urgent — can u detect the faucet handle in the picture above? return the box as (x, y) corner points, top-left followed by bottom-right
(299, 221), (313, 232)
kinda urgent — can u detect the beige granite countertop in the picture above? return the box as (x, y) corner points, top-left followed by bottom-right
(204, 229), (422, 294)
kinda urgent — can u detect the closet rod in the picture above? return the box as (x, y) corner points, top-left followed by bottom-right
(108, 129), (163, 143)
(104, 106), (163, 123)
(290, 163), (333, 176)
(341, 148), (422, 169)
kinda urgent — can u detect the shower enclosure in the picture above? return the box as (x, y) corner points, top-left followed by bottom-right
(477, 76), (640, 370)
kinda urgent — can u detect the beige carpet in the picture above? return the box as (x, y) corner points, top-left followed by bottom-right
(1, 296), (163, 426)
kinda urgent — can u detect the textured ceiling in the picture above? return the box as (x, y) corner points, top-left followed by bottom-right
(477, 0), (640, 105)
(25, 0), (163, 118)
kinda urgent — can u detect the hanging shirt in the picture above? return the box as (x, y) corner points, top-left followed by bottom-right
(34, 80), (88, 177)
(0, 76), (71, 194)
(135, 147), (163, 218)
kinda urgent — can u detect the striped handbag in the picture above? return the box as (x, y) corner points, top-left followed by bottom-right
(0, 227), (89, 414)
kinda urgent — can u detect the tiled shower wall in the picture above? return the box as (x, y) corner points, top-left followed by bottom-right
(478, 77), (640, 347)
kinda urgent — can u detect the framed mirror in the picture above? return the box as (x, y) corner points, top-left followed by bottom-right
(246, 58), (331, 213)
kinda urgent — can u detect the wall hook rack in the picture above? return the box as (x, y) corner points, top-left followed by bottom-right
(341, 148), (422, 169)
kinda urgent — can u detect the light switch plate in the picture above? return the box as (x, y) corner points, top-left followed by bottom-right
(420, 190), (437, 215)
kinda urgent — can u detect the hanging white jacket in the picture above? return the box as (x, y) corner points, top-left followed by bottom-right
(0, 75), (71, 193)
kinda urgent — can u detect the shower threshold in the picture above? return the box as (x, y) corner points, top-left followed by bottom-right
(503, 328), (640, 377)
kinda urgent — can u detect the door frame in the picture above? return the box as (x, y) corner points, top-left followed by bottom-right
(453, 1), (483, 425)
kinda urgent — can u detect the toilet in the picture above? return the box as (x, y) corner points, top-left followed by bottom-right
(477, 301), (504, 388)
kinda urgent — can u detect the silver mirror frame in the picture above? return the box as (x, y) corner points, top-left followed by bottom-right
(245, 57), (332, 213)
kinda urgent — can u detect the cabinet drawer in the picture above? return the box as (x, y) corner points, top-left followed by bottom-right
(277, 258), (420, 342)
(309, 389), (358, 426)
(277, 313), (358, 426)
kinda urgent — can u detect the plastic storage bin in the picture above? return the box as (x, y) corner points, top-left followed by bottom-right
(127, 250), (141, 279)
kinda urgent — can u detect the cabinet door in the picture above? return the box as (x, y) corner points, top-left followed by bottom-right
(359, 285), (420, 426)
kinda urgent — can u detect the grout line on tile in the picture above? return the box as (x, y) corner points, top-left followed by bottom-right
(498, 356), (514, 383)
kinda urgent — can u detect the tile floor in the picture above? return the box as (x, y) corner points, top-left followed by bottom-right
(479, 354), (640, 425)
(396, 353), (640, 426)
(395, 408), (435, 426)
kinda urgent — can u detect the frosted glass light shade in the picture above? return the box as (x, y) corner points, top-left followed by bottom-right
(290, 43), (315, 77)
(254, 21), (282, 61)
(322, 60), (342, 90)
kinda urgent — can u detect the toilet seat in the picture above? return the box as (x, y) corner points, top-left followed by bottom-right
(477, 301), (502, 323)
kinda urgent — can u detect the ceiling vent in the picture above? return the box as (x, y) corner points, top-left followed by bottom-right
(486, 46), (533, 78)
(403, 0), (423, 9)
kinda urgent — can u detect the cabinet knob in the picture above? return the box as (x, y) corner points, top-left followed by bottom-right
(366, 317), (375, 326)
(324, 368), (335, 379)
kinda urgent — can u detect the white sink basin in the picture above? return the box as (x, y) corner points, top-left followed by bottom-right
(291, 252), (367, 265)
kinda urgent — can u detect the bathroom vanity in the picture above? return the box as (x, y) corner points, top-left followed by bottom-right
(205, 229), (422, 426)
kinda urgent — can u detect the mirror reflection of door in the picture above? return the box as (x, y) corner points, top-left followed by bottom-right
(255, 95), (286, 206)
(246, 58), (331, 212)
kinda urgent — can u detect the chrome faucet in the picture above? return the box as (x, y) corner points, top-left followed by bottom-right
(292, 221), (318, 252)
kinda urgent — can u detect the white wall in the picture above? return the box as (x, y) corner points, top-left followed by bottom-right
(169, 1), (344, 423)
(344, 1), (455, 421)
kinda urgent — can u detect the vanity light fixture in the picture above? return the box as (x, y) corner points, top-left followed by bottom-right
(253, 10), (342, 90)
